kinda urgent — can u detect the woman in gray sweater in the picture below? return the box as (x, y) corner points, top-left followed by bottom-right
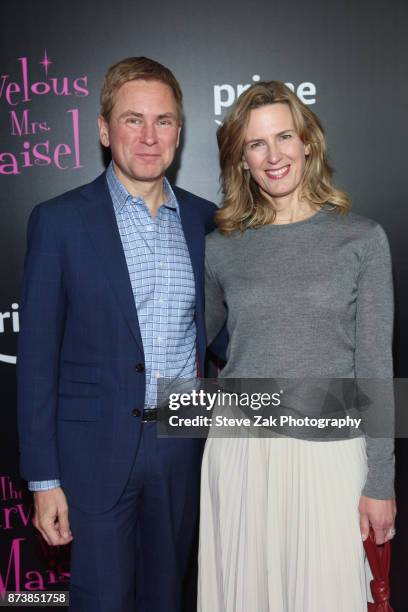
(198, 81), (396, 611)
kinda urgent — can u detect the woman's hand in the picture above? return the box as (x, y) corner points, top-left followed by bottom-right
(358, 495), (397, 544)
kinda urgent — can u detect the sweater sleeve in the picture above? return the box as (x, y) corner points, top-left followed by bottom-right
(205, 243), (228, 347)
(355, 223), (395, 499)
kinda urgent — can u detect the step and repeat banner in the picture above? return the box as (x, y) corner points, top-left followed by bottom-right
(1, 0), (407, 607)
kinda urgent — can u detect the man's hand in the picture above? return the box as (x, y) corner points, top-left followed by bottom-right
(33, 488), (73, 546)
(359, 495), (397, 545)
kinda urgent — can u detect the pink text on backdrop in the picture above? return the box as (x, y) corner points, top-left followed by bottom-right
(0, 52), (89, 174)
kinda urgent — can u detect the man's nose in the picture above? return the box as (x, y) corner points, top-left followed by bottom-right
(140, 122), (158, 145)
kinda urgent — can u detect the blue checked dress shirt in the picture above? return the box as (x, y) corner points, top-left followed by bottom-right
(29, 163), (196, 492)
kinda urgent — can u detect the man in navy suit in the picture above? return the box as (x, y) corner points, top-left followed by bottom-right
(17, 57), (216, 611)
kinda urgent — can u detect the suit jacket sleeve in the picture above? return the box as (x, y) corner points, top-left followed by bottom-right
(17, 203), (67, 482)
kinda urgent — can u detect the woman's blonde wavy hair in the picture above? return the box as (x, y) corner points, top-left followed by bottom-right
(216, 81), (350, 234)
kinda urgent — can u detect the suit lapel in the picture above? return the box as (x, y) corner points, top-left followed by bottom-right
(175, 187), (206, 370)
(176, 187), (203, 305)
(77, 173), (144, 354)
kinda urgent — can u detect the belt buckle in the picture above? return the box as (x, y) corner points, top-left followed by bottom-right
(142, 407), (157, 423)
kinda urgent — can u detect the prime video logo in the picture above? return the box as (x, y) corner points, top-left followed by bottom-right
(213, 75), (317, 125)
(0, 302), (19, 364)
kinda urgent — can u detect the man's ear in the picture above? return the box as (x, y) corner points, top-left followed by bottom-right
(98, 116), (110, 148)
(176, 125), (182, 148)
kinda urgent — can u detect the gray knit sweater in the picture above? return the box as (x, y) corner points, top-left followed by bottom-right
(205, 206), (395, 499)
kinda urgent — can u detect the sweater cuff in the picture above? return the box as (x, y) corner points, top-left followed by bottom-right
(362, 462), (395, 499)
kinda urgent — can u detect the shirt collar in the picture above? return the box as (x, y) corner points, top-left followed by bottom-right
(106, 162), (179, 216)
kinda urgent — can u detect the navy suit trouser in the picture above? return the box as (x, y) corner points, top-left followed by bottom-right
(67, 423), (202, 612)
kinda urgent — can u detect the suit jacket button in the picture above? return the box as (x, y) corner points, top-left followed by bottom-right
(132, 408), (141, 417)
(135, 363), (145, 373)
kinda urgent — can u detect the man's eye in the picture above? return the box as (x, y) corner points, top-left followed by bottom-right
(158, 119), (173, 126)
(126, 118), (142, 125)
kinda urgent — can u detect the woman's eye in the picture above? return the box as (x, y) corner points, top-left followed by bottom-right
(250, 141), (264, 150)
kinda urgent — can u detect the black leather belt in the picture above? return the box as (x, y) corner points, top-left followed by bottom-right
(142, 408), (158, 422)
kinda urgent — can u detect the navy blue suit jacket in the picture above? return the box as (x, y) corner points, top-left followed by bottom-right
(17, 172), (216, 513)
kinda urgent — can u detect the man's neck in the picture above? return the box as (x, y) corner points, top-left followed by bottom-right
(112, 163), (167, 217)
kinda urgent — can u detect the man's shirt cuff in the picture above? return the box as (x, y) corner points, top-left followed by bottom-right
(28, 479), (61, 491)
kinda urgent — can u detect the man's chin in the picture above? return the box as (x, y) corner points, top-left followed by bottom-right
(112, 161), (170, 188)
(130, 165), (168, 182)
(124, 169), (167, 184)
(133, 173), (166, 183)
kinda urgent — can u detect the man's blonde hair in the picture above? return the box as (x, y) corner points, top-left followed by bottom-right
(100, 56), (183, 123)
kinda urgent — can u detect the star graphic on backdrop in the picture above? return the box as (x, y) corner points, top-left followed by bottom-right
(40, 50), (52, 76)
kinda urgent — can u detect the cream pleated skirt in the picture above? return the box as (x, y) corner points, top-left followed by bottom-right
(198, 436), (372, 612)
